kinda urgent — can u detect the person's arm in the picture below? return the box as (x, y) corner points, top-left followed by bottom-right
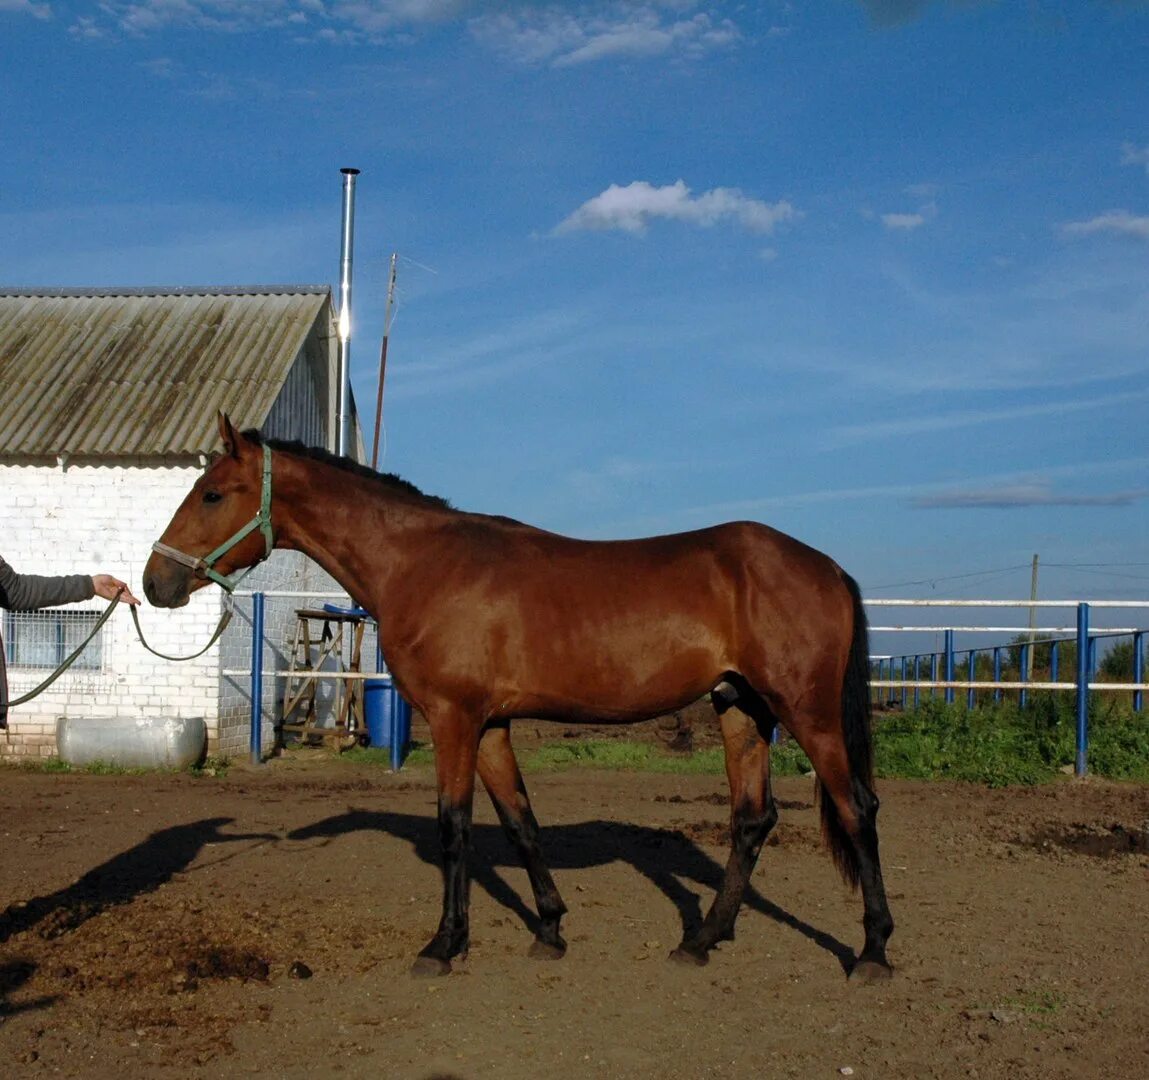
(0, 555), (101, 611)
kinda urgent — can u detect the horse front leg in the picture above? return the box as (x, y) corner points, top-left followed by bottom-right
(412, 709), (480, 977)
(477, 720), (568, 959)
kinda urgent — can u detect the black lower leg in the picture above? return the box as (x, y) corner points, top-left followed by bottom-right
(492, 796), (568, 956)
(416, 796), (473, 972)
(674, 796), (778, 962)
(847, 781), (895, 980)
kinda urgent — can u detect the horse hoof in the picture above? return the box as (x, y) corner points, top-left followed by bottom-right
(848, 959), (893, 985)
(528, 939), (567, 961)
(410, 955), (452, 977)
(668, 945), (709, 967)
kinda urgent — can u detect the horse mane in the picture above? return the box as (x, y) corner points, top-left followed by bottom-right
(243, 429), (454, 510)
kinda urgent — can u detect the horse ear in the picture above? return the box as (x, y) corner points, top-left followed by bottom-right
(217, 412), (242, 459)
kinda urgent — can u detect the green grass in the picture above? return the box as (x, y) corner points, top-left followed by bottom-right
(521, 740), (726, 774)
(341, 744), (435, 769)
(348, 736), (811, 777)
(873, 696), (1149, 786)
(375, 697), (1148, 787)
(1000, 987), (1067, 1015)
(2, 756), (232, 778)
(5, 758), (151, 776)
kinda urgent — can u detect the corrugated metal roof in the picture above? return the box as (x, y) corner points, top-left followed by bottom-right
(0, 286), (332, 456)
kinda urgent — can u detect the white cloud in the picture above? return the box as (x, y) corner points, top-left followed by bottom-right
(1120, 141), (1149, 175)
(0, 0), (51, 18)
(911, 483), (1148, 510)
(327, 0), (468, 36)
(392, 309), (586, 398)
(825, 388), (1149, 449)
(609, 456), (1149, 536)
(881, 211), (926, 230)
(61, 1), (744, 62)
(554, 179), (799, 236)
(1062, 210), (1149, 242)
(93, 0), (305, 34)
(63, 0), (378, 37)
(473, 7), (741, 68)
(878, 200), (936, 230)
(68, 15), (104, 37)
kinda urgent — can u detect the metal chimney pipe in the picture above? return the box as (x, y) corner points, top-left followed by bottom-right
(336, 167), (360, 457)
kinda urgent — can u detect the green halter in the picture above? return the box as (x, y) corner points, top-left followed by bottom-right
(152, 443), (274, 593)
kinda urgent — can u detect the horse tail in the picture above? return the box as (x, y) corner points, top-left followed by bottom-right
(818, 570), (874, 890)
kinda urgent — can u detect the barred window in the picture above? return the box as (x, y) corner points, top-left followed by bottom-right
(3, 609), (104, 671)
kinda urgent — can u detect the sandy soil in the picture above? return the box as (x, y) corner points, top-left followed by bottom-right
(0, 740), (1146, 1079)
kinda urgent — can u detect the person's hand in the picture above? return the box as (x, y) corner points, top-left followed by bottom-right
(92, 574), (141, 605)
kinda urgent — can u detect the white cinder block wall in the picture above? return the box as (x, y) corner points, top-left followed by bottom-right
(1, 459), (225, 759)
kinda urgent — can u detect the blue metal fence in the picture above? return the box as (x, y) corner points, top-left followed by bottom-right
(867, 599), (1149, 779)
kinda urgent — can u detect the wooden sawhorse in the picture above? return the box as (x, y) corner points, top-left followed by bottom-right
(279, 608), (368, 748)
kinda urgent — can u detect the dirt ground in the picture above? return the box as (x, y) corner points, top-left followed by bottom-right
(1, 724), (1147, 1080)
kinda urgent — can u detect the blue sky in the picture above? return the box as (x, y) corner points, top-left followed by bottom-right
(3, 0), (1149, 637)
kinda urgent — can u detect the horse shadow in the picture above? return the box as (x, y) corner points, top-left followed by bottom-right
(0, 817), (277, 945)
(0, 959), (56, 1020)
(288, 809), (856, 971)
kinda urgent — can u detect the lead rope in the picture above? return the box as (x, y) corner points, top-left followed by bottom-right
(4, 592), (125, 741)
(6, 593), (123, 709)
(129, 597), (234, 662)
(2, 591), (236, 742)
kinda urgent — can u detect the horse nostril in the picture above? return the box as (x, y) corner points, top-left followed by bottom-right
(143, 573), (172, 607)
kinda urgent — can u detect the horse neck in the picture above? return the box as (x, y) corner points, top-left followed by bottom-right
(270, 452), (438, 604)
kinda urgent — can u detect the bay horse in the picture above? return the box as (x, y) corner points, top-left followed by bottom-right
(143, 413), (894, 981)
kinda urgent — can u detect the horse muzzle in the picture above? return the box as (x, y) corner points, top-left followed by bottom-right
(142, 559), (193, 608)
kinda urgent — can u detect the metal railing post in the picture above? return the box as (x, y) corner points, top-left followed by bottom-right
(1051, 640), (1059, 684)
(913, 655), (921, 709)
(1135, 631), (1144, 713)
(1019, 643), (1029, 710)
(993, 646), (1002, 703)
(967, 650), (976, 710)
(251, 591), (265, 765)
(1075, 602), (1090, 777)
(944, 630), (955, 705)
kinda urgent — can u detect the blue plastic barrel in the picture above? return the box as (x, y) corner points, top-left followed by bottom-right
(364, 675), (411, 765)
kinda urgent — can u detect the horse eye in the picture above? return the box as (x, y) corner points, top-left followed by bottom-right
(203, 491), (223, 505)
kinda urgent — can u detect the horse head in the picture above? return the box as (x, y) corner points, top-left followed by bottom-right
(143, 412), (274, 607)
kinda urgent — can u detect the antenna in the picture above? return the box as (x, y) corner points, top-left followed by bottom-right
(371, 252), (398, 470)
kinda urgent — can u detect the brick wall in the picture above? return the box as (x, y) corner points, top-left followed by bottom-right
(1, 459), (226, 759)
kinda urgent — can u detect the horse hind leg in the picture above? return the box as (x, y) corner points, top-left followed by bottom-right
(783, 697), (895, 983)
(477, 720), (568, 959)
(670, 678), (778, 965)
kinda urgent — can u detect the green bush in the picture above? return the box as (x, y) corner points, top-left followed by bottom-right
(872, 695), (1149, 785)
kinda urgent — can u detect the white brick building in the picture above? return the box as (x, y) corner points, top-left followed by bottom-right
(0, 286), (364, 760)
